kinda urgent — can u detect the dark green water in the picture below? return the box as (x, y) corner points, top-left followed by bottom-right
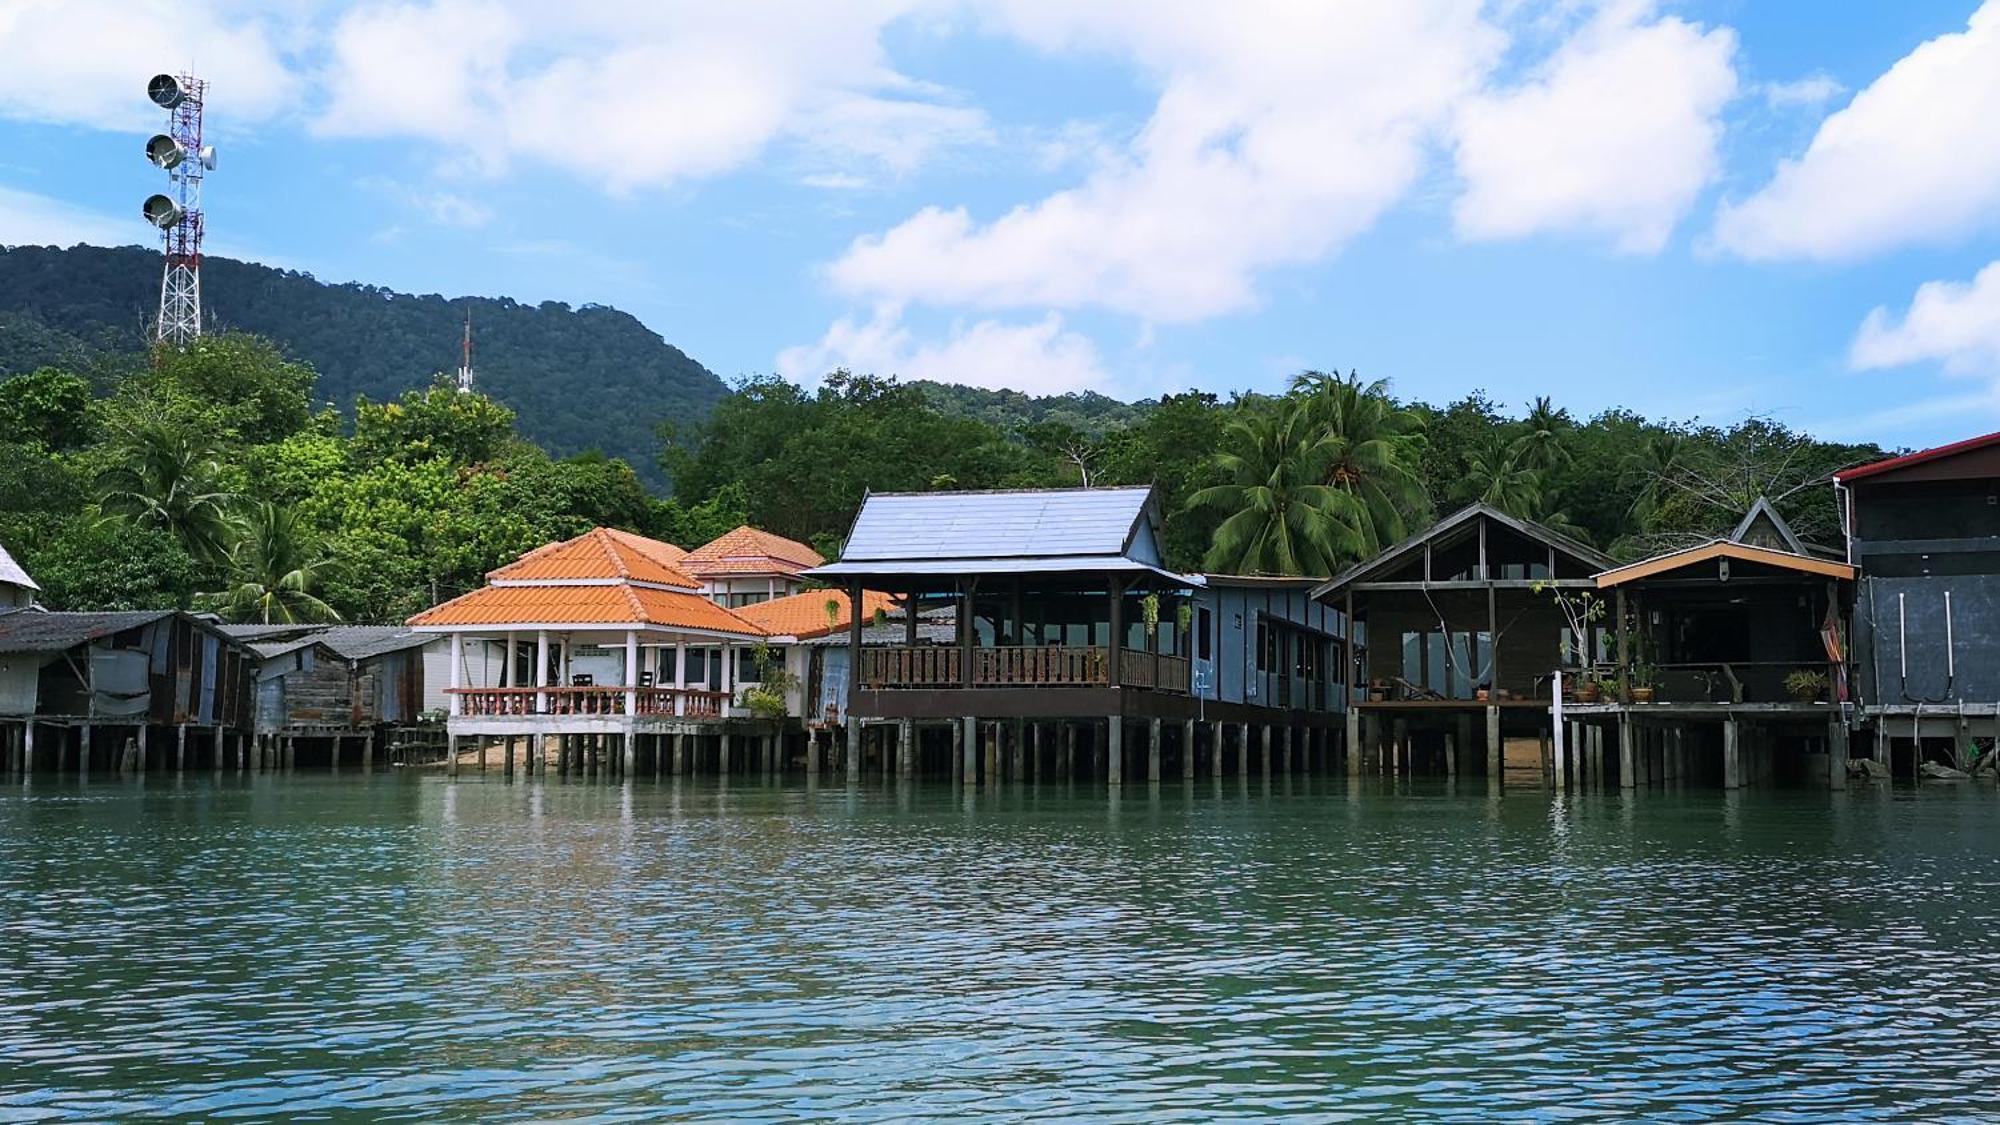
(3, 774), (1998, 1120)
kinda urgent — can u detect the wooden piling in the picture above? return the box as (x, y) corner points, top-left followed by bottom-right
(1107, 719), (1124, 786)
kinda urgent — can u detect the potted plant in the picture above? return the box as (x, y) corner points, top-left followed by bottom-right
(1629, 661), (1656, 704)
(1784, 668), (1829, 703)
(1574, 676), (1602, 704)
(1596, 675), (1623, 703)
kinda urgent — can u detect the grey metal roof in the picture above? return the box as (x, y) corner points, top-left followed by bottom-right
(1730, 497), (1808, 555)
(221, 623), (435, 662)
(833, 487), (1158, 564)
(804, 616), (959, 647)
(0, 609), (174, 654)
(0, 541), (38, 592)
(810, 554), (1195, 584)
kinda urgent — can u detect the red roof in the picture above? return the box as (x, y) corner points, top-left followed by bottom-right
(488, 528), (700, 588)
(682, 526), (824, 578)
(1835, 430), (2000, 483)
(734, 589), (896, 639)
(409, 583), (761, 633)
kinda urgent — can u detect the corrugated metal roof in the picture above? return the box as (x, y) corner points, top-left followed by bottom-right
(812, 554), (1194, 584)
(0, 541), (39, 592)
(836, 487), (1156, 563)
(0, 609), (174, 653)
(804, 614), (959, 647)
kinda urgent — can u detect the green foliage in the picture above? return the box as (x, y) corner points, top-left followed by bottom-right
(94, 421), (239, 564)
(25, 519), (197, 611)
(0, 367), (93, 451)
(148, 334), (316, 444)
(1189, 405), (1365, 577)
(352, 380), (518, 466)
(739, 641), (798, 720)
(206, 502), (341, 624)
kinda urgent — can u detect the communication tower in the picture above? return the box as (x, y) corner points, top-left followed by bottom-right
(141, 73), (215, 348)
(456, 310), (475, 393)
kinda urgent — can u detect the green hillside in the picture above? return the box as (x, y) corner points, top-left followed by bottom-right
(0, 244), (725, 485)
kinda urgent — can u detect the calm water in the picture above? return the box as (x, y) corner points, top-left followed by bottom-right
(3, 773), (1999, 1120)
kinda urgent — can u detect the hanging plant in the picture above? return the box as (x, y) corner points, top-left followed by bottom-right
(1141, 592), (1161, 637)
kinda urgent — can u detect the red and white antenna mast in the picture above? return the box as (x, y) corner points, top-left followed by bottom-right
(456, 309), (475, 393)
(142, 73), (215, 349)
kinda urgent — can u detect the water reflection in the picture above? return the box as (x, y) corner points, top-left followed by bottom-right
(1, 775), (1997, 1119)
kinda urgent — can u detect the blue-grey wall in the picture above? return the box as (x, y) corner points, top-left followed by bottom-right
(1854, 575), (2000, 705)
(1192, 586), (1347, 712)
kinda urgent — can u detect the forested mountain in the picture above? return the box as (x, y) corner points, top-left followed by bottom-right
(0, 244), (724, 484)
(910, 381), (1153, 434)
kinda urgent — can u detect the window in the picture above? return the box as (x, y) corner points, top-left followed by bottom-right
(1256, 622), (1269, 671)
(1198, 608), (1213, 661)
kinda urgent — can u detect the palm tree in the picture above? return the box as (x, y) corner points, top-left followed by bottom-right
(1621, 430), (1688, 521)
(96, 423), (237, 563)
(1289, 370), (1429, 555)
(1189, 405), (1364, 577)
(1460, 436), (1544, 518)
(1509, 395), (1572, 472)
(209, 502), (340, 624)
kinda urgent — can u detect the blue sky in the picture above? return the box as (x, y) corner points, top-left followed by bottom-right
(4, 1), (2000, 449)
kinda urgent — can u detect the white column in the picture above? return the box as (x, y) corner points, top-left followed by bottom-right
(625, 630), (640, 715)
(535, 630), (550, 713)
(448, 634), (464, 716)
(502, 630), (516, 688)
(674, 642), (687, 717)
(720, 642), (735, 713)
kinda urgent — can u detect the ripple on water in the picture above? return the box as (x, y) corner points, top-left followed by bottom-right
(1, 776), (1998, 1120)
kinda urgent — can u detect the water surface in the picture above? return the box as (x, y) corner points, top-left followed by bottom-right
(3, 774), (1998, 1120)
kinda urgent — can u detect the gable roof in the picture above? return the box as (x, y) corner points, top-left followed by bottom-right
(1730, 497), (1807, 555)
(1834, 430), (2000, 484)
(1596, 540), (1855, 588)
(682, 526), (823, 578)
(488, 527), (700, 589)
(0, 541), (38, 592)
(733, 588), (897, 640)
(809, 486), (1188, 583)
(1314, 503), (1613, 597)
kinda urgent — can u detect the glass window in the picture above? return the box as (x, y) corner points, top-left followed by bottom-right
(1198, 608), (1213, 661)
(1257, 622), (1269, 671)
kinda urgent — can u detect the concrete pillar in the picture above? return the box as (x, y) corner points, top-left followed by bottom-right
(900, 719), (917, 779)
(1390, 719), (1408, 776)
(22, 722), (33, 775)
(1282, 724), (1295, 774)
(1148, 717), (1163, 782)
(1345, 709), (1362, 776)
(1618, 715), (1636, 790)
(1485, 705), (1502, 782)
(1723, 717), (1742, 789)
(1260, 724), (1272, 778)
(175, 724), (187, 772)
(446, 734), (459, 779)
(720, 733), (733, 776)
(1060, 722), (1075, 779)
(1829, 717), (1849, 790)
(1210, 721), (1223, 778)
(623, 731), (637, 776)
(961, 716), (978, 786)
(1107, 719), (1124, 786)
(671, 733), (687, 775)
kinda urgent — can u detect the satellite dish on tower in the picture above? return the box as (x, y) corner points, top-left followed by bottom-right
(199, 145), (217, 170)
(142, 194), (184, 229)
(146, 134), (184, 169)
(147, 74), (185, 109)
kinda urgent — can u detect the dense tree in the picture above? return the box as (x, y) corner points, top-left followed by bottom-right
(94, 422), (238, 564)
(0, 367), (93, 451)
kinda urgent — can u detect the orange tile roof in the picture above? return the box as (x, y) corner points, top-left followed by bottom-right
(488, 528), (700, 589)
(734, 589), (898, 639)
(409, 582), (762, 634)
(682, 526), (824, 578)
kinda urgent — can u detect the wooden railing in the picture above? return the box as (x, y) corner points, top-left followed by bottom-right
(859, 645), (1187, 694)
(450, 686), (731, 719)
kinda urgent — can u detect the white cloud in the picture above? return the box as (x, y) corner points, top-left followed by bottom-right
(0, 186), (135, 248)
(0, 0), (296, 132)
(776, 304), (1108, 394)
(1450, 1), (1738, 253)
(314, 1), (983, 193)
(1852, 260), (2000, 377)
(826, 2), (1507, 323)
(1760, 73), (1842, 109)
(1714, 0), (2000, 260)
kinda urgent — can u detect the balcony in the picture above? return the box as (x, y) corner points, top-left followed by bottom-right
(860, 645), (1189, 693)
(449, 686), (731, 719)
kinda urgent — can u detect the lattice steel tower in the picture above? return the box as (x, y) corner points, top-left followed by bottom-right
(142, 73), (215, 348)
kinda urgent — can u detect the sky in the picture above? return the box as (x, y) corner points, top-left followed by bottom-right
(3, 1), (2000, 449)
